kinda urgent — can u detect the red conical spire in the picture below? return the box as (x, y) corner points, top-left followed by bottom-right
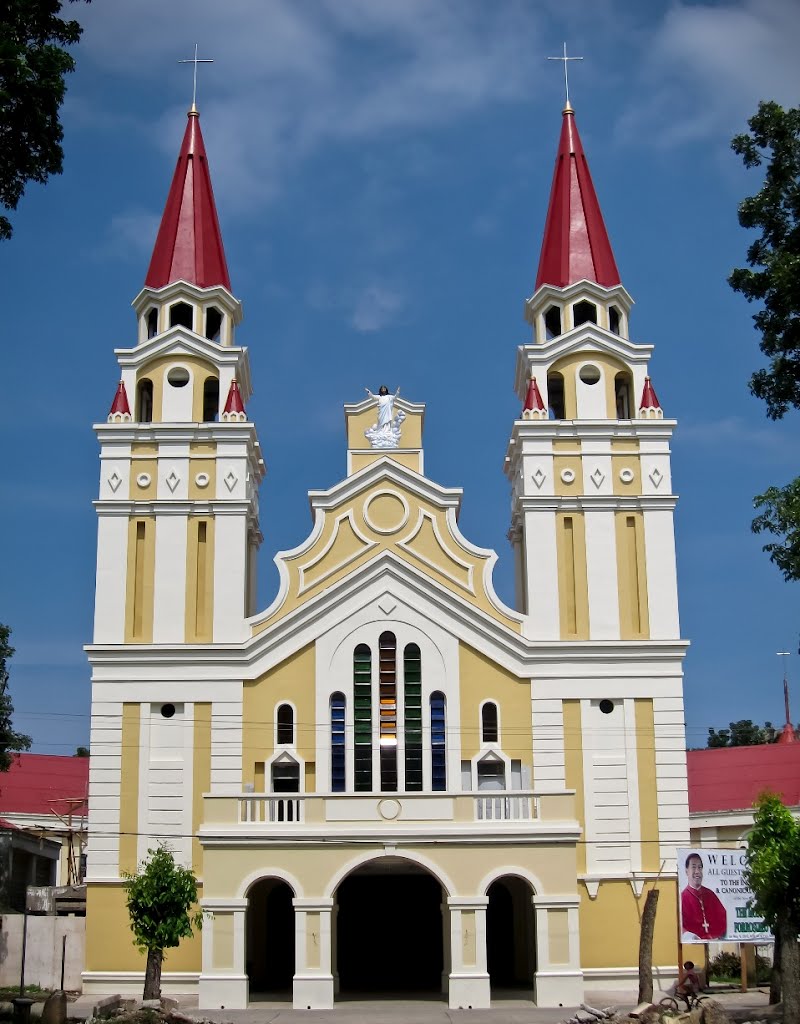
(221, 378), (246, 421)
(108, 380), (131, 421)
(639, 376), (661, 411)
(522, 376), (546, 419)
(145, 109), (231, 292)
(535, 105), (621, 291)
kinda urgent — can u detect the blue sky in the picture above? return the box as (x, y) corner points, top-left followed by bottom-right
(2, 0), (799, 756)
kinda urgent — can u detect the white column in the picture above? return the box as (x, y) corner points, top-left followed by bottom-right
(292, 898), (334, 1009)
(523, 508), (560, 639)
(584, 508), (620, 640)
(152, 514), (188, 642)
(447, 896), (490, 1010)
(643, 508), (680, 639)
(197, 899), (249, 1010)
(532, 895), (584, 1007)
(213, 512), (248, 642)
(94, 514), (129, 642)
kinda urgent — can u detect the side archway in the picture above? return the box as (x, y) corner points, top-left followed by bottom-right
(245, 875), (297, 996)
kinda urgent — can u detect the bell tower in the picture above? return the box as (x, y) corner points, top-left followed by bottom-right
(93, 106), (265, 648)
(505, 100), (678, 646)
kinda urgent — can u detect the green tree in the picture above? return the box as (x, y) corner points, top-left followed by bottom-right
(0, 0), (91, 240)
(728, 101), (800, 576)
(744, 794), (800, 1018)
(124, 845), (202, 999)
(706, 719), (776, 747)
(0, 624), (32, 771)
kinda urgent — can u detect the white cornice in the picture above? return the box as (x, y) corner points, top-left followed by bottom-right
(514, 328), (654, 394)
(306, 456), (463, 514)
(132, 280), (243, 323)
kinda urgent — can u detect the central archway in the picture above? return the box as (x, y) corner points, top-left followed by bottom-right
(246, 877), (295, 996)
(335, 858), (445, 995)
(486, 875), (536, 994)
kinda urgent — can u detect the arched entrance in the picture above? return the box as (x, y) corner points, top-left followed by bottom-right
(246, 878), (295, 996)
(335, 858), (445, 995)
(486, 876), (536, 994)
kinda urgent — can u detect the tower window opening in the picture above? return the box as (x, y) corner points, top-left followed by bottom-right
(573, 300), (597, 327)
(547, 373), (565, 420)
(615, 372), (633, 419)
(146, 308), (158, 339)
(276, 704), (294, 745)
(477, 758), (505, 791)
(205, 307), (223, 342)
(331, 693), (346, 793)
(544, 305), (562, 340)
(202, 376), (219, 422)
(609, 305), (621, 335)
(481, 702), (499, 744)
(579, 364), (601, 385)
(136, 378), (153, 422)
(169, 301), (194, 330)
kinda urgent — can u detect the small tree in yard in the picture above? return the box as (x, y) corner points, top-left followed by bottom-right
(744, 794), (800, 1018)
(124, 845), (202, 999)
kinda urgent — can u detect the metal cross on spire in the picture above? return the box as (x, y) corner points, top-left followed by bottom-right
(546, 42), (583, 109)
(178, 43), (214, 113)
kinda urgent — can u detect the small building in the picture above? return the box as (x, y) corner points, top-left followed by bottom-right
(0, 819), (60, 912)
(0, 754), (89, 887)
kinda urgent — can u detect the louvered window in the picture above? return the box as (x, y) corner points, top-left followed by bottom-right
(330, 692), (346, 792)
(353, 644), (372, 791)
(404, 643), (422, 791)
(379, 632), (398, 791)
(431, 691), (446, 791)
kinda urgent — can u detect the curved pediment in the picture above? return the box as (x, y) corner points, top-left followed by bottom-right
(251, 459), (522, 636)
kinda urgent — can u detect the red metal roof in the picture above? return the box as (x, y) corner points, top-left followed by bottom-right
(522, 376), (545, 415)
(223, 378), (245, 415)
(639, 376), (661, 410)
(108, 380), (131, 417)
(145, 110), (231, 292)
(535, 105), (621, 291)
(0, 754), (89, 816)
(687, 743), (800, 813)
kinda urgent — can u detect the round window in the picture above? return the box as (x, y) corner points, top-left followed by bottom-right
(160, 703), (176, 719)
(579, 365), (601, 385)
(599, 699), (615, 715)
(167, 367), (190, 388)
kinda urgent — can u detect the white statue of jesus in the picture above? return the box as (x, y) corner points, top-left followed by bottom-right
(364, 385), (404, 449)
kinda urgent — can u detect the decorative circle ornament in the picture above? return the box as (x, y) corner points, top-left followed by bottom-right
(619, 468), (635, 484)
(195, 472), (210, 489)
(136, 473), (151, 488)
(363, 490), (409, 534)
(378, 798), (402, 821)
(560, 468), (576, 484)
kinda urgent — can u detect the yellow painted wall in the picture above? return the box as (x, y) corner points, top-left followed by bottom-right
(346, 403), (423, 450)
(350, 451), (422, 474)
(85, 884), (202, 972)
(193, 704), (212, 873)
(610, 439), (642, 495)
(119, 703), (141, 875)
(635, 699), (660, 872)
(459, 643), (530, 764)
(185, 517), (214, 643)
(242, 645), (316, 788)
(125, 517), (155, 643)
(549, 352), (629, 420)
(615, 511), (650, 639)
(579, 880), (679, 968)
(136, 354), (218, 423)
(252, 481), (520, 635)
(556, 513), (589, 640)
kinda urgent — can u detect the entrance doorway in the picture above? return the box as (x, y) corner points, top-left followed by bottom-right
(486, 876), (536, 992)
(335, 860), (444, 995)
(246, 878), (295, 994)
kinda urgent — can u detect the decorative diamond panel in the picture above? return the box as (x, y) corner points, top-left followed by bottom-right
(108, 471), (122, 493)
(166, 471), (180, 493)
(532, 467), (546, 489)
(590, 468), (605, 489)
(224, 470), (238, 492)
(649, 467), (663, 488)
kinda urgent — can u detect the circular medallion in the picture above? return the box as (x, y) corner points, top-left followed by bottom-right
(363, 491), (409, 534)
(619, 468), (635, 484)
(560, 468), (576, 484)
(195, 472), (210, 489)
(378, 799), (401, 821)
(136, 472), (151, 488)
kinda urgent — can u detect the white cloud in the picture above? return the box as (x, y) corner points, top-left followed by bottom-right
(350, 284), (406, 332)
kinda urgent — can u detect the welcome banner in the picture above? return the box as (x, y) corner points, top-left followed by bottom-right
(677, 848), (772, 944)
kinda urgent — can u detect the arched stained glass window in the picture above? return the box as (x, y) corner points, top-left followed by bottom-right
(330, 692), (346, 793)
(481, 702), (499, 744)
(353, 644), (372, 792)
(404, 643), (422, 791)
(430, 692), (446, 791)
(276, 703), (294, 745)
(379, 632), (397, 791)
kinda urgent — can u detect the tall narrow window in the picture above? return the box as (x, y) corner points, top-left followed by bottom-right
(430, 692), (446, 791)
(379, 632), (398, 791)
(609, 305), (621, 335)
(146, 308), (158, 338)
(353, 645), (372, 791)
(205, 306), (223, 342)
(136, 379), (153, 423)
(195, 521), (208, 637)
(132, 521), (146, 639)
(615, 372), (632, 419)
(481, 702), (499, 744)
(547, 373), (565, 420)
(331, 693), (346, 792)
(276, 704), (294, 745)
(202, 376), (219, 422)
(544, 305), (561, 340)
(404, 644), (422, 791)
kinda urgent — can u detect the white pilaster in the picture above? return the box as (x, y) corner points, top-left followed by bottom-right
(94, 515), (129, 643)
(292, 898), (334, 1010)
(447, 896), (490, 1010)
(523, 509), (560, 639)
(213, 513), (247, 641)
(198, 899), (249, 1010)
(643, 508), (680, 639)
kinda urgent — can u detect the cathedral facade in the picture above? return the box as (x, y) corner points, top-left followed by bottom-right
(84, 98), (689, 1009)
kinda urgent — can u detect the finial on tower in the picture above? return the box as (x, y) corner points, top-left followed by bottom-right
(546, 42), (583, 113)
(178, 43), (214, 115)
